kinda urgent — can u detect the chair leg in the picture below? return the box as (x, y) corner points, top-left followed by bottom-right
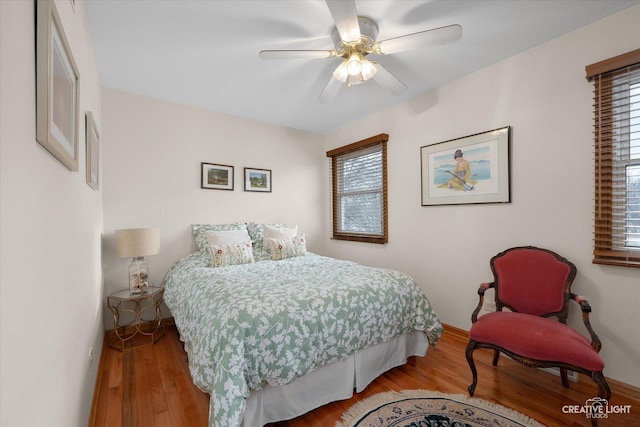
(560, 368), (569, 387)
(465, 340), (478, 396)
(594, 371), (611, 400)
(492, 349), (500, 366)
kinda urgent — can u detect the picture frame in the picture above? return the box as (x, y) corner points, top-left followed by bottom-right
(201, 163), (234, 190)
(421, 126), (511, 206)
(36, 0), (81, 171)
(85, 112), (100, 190)
(244, 168), (272, 192)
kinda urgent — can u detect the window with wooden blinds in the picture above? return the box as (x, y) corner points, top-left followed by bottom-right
(586, 49), (640, 267)
(326, 134), (388, 244)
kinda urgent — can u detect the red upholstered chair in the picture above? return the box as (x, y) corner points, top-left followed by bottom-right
(466, 246), (610, 403)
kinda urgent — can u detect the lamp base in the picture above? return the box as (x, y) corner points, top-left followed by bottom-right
(128, 256), (151, 294)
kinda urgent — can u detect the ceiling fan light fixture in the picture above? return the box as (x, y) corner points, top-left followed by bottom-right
(346, 52), (362, 76)
(259, 2), (462, 102)
(348, 73), (364, 87)
(360, 57), (377, 81)
(333, 61), (349, 82)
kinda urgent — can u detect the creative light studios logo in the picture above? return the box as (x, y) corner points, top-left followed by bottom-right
(562, 397), (632, 420)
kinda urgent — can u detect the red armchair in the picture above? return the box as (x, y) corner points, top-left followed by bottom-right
(466, 247), (610, 404)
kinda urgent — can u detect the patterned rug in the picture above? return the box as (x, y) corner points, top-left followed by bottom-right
(336, 390), (544, 427)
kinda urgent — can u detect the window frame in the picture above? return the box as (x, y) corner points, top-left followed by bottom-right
(326, 133), (388, 244)
(586, 48), (640, 268)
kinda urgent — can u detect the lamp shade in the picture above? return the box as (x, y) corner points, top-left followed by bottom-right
(360, 57), (377, 81)
(115, 228), (160, 258)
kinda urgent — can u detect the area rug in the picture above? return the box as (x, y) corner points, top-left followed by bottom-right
(336, 390), (544, 427)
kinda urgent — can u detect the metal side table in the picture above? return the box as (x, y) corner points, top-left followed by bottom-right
(106, 286), (166, 350)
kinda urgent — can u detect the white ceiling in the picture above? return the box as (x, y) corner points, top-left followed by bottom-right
(86, 0), (639, 135)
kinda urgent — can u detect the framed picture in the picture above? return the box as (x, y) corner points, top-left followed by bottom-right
(201, 163), (234, 190)
(421, 126), (511, 206)
(36, 0), (80, 171)
(85, 112), (100, 190)
(244, 168), (272, 192)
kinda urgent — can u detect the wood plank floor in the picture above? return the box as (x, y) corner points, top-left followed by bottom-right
(90, 325), (640, 427)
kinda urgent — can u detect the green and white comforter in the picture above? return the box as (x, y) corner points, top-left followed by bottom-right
(163, 252), (443, 427)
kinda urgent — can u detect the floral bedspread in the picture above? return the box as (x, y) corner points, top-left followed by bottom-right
(163, 252), (443, 427)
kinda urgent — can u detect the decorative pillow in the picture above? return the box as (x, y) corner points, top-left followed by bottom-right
(192, 223), (247, 252)
(247, 223), (298, 261)
(265, 234), (306, 261)
(208, 241), (254, 267)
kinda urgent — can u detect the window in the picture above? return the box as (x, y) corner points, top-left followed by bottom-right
(586, 49), (640, 267)
(326, 134), (388, 244)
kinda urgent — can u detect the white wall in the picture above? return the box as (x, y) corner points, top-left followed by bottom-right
(101, 89), (325, 324)
(0, 1), (104, 426)
(323, 5), (640, 387)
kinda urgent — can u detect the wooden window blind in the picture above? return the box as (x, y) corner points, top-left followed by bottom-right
(586, 49), (640, 267)
(326, 134), (388, 244)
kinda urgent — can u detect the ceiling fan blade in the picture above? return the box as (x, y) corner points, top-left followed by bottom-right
(372, 63), (407, 96)
(376, 24), (462, 55)
(318, 75), (342, 103)
(259, 50), (336, 59)
(326, 0), (361, 43)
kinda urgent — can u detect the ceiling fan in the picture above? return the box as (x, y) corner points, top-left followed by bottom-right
(259, 0), (462, 103)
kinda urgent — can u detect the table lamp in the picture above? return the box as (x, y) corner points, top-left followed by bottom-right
(116, 228), (160, 294)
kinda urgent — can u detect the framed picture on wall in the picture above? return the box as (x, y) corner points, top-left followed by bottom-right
(85, 112), (100, 190)
(201, 163), (234, 190)
(244, 168), (272, 192)
(36, 0), (81, 171)
(421, 126), (511, 206)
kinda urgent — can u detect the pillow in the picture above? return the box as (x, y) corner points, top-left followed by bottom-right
(265, 234), (306, 260)
(246, 223), (268, 261)
(263, 223), (298, 239)
(192, 223), (247, 252)
(247, 223), (298, 261)
(208, 241), (254, 267)
(205, 229), (252, 246)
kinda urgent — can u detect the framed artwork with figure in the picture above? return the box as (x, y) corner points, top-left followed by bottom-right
(421, 126), (511, 206)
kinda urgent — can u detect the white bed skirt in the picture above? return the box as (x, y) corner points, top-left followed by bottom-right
(241, 330), (429, 427)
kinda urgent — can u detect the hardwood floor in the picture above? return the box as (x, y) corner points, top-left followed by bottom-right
(90, 325), (640, 427)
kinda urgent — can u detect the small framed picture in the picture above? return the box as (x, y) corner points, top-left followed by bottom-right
(244, 167), (272, 192)
(85, 111), (100, 190)
(201, 163), (234, 190)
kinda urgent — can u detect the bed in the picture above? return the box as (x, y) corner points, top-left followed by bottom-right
(163, 223), (443, 427)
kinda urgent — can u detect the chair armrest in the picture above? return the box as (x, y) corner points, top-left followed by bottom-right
(471, 282), (494, 323)
(570, 293), (602, 352)
(479, 282), (493, 293)
(572, 293), (592, 312)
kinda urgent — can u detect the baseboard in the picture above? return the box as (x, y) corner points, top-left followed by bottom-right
(539, 367), (579, 382)
(442, 323), (468, 340)
(87, 334), (107, 427)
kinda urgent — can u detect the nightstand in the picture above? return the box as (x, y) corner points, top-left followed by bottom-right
(106, 286), (166, 350)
